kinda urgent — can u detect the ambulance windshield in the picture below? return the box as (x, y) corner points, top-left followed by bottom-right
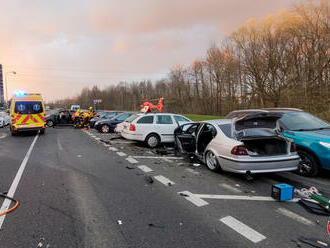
(15, 101), (43, 114)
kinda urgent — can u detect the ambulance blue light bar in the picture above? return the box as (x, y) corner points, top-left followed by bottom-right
(14, 91), (26, 97)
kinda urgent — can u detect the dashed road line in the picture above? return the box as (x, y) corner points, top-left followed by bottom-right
(117, 152), (127, 157)
(154, 175), (175, 186)
(109, 147), (118, 152)
(138, 165), (153, 173)
(276, 208), (314, 226)
(178, 191), (209, 207)
(185, 168), (200, 175)
(126, 157), (138, 164)
(220, 216), (266, 243)
(219, 183), (242, 193)
(0, 134), (39, 229)
(0, 133), (7, 139)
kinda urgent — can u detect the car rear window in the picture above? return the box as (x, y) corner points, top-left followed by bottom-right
(116, 113), (132, 121)
(218, 124), (232, 138)
(156, 115), (173, 124)
(15, 101), (43, 114)
(174, 115), (190, 123)
(137, 115), (154, 124)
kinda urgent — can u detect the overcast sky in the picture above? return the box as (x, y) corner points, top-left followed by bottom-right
(0, 0), (295, 101)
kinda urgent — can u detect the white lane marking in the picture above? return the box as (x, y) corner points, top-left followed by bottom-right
(0, 133), (7, 139)
(219, 183), (242, 193)
(57, 137), (63, 151)
(154, 175), (175, 186)
(103, 143), (110, 147)
(109, 140), (135, 144)
(117, 152), (127, 157)
(220, 216), (266, 243)
(109, 147), (118, 152)
(196, 194), (299, 202)
(0, 134), (39, 229)
(126, 157), (138, 164)
(163, 158), (172, 163)
(276, 208), (314, 226)
(131, 156), (184, 160)
(185, 168), (200, 175)
(138, 165), (153, 173)
(178, 191), (209, 207)
(95, 137), (101, 141)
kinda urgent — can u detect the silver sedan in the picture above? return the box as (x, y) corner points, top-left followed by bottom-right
(174, 114), (300, 174)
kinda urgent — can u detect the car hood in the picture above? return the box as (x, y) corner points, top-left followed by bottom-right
(285, 129), (330, 143)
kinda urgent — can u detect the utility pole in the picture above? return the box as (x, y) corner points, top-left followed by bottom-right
(0, 65), (3, 106)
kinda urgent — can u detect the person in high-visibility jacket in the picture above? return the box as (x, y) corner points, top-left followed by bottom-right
(88, 107), (95, 118)
(82, 111), (90, 127)
(73, 110), (82, 128)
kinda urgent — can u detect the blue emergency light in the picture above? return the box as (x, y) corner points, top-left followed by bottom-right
(14, 91), (26, 97)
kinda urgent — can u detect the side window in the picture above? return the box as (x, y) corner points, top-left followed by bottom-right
(206, 124), (217, 137)
(137, 116), (154, 124)
(174, 115), (190, 123)
(186, 124), (199, 134)
(117, 114), (130, 121)
(156, 115), (173, 124)
(218, 124), (232, 138)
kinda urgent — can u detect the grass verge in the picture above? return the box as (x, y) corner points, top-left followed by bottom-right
(183, 114), (223, 122)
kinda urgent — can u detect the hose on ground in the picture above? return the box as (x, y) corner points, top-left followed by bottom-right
(0, 193), (19, 216)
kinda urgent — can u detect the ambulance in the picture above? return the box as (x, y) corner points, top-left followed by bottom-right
(9, 91), (46, 135)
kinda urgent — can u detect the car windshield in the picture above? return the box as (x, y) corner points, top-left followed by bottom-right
(280, 112), (330, 131)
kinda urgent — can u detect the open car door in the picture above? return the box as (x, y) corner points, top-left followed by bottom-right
(175, 123), (200, 153)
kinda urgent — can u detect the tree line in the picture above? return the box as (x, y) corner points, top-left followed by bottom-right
(50, 0), (330, 120)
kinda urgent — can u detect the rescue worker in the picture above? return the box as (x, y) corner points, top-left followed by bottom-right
(73, 109), (82, 128)
(82, 111), (90, 128)
(88, 107), (95, 118)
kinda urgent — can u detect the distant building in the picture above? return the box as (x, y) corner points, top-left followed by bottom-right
(0, 64), (3, 105)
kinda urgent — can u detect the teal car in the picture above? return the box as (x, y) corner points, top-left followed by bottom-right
(226, 109), (330, 176)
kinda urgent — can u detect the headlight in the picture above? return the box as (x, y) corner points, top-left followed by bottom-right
(319, 141), (330, 149)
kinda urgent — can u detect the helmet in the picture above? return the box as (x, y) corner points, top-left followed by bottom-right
(89, 107), (93, 110)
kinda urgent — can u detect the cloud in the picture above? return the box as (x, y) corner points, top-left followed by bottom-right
(0, 0), (295, 101)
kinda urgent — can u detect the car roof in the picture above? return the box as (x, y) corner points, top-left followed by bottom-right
(202, 119), (231, 125)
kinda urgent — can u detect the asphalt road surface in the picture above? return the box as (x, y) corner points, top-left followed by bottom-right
(0, 126), (329, 248)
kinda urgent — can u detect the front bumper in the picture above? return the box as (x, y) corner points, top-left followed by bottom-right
(218, 155), (300, 174)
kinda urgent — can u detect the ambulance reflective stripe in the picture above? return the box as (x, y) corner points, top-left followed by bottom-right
(20, 114), (45, 124)
(37, 114), (45, 121)
(11, 114), (22, 124)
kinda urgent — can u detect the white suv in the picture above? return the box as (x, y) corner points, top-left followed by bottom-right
(121, 113), (192, 148)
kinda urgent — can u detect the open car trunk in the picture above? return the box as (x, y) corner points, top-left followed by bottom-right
(242, 137), (288, 156)
(233, 113), (289, 156)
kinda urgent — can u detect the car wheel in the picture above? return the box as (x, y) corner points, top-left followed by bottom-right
(101, 124), (110, 133)
(145, 134), (160, 148)
(40, 129), (45, 135)
(47, 120), (54, 127)
(205, 151), (221, 172)
(297, 150), (319, 177)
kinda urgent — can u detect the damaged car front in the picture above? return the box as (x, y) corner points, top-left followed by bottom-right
(221, 113), (300, 174)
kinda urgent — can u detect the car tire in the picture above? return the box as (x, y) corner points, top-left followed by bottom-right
(40, 129), (45, 135)
(205, 151), (221, 172)
(296, 149), (319, 177)
(47, 120), (54, 127)
(100, 124), (110, 133)
(145, 133), (160, 148)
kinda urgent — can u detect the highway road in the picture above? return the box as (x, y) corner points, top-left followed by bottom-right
(0, 126), (329, 248)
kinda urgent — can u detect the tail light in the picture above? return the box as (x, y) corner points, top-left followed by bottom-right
(129, 124), (136, 131)
(290, 142), (296, 152)
(231, 145), (248, 155)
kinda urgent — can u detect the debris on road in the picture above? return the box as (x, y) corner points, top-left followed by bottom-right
(179, 193), (189, 197)
(192, 163), (201, 167)
(126, 165), (135, 170)
(148, 223), (165, 228)
(117, 220), (123, 225)
(271, 184), (294, 201)
(144, 175), (154, 184)
(298, 237), (328, 248)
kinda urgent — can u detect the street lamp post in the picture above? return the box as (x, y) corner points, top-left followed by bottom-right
(5, 71), (16, 105)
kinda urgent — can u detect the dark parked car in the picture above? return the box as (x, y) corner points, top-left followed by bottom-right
(90, 111), (123, 128)
(226, 108), (330, 176)
(95, 112), (135, 133)
(46, 109), (75, 127)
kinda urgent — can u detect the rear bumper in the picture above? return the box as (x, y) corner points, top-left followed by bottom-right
(218, 155), (300, 174)
(121, 131), (144, 141)
(14, 127), (44, 132)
